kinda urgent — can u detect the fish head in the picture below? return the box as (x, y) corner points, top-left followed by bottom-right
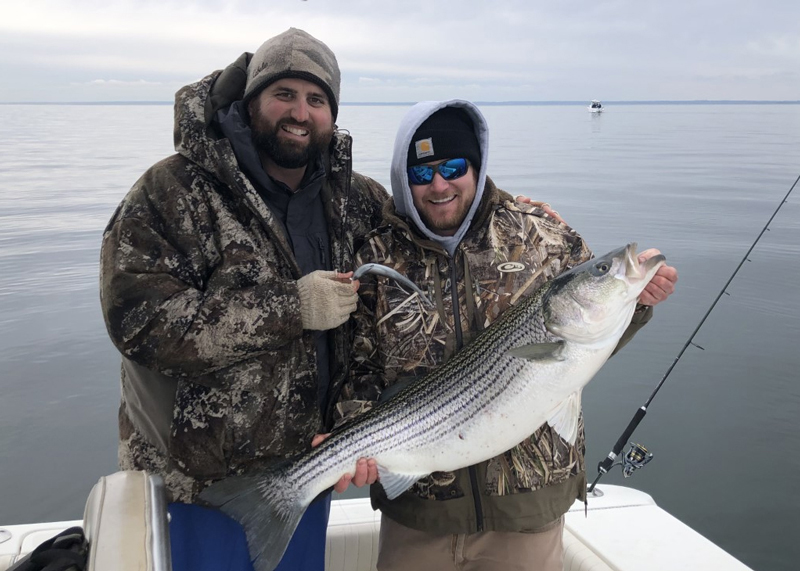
(543, 243), (666, 345)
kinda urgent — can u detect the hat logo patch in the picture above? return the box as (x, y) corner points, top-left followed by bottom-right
(415, 138), (435, 159)
(497, 261), (526, 273)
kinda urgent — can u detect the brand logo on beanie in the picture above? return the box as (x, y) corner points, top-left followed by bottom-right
(415, 138), (435, 160)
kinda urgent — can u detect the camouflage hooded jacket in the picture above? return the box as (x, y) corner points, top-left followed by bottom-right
(99, 54), (387, 503)
(340, 179), (653, 534)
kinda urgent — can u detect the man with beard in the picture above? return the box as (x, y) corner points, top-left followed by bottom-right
(100, 28), (384, 571)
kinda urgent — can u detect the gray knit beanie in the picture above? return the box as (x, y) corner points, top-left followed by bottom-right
(244, 28), (341, 120)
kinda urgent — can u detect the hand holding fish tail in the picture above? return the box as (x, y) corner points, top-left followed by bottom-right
(636, 249), (678, 306)
(312, 433), (378, 492)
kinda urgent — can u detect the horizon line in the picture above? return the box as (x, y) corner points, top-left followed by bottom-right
(1, 99), (799, 106)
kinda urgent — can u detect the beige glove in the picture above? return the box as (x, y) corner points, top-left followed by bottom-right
(296, 270), (358, 331)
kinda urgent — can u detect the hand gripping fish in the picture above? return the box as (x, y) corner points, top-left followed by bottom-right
(200, 243), (665, 571)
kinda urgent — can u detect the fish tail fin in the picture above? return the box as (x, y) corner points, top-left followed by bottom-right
(199, 468), (307, 571)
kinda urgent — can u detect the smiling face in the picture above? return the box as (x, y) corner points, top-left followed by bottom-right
(409, 159), (478, 236)
(248, 77), (335, 173)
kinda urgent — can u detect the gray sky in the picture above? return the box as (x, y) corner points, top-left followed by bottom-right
(2, 0), (798, 103)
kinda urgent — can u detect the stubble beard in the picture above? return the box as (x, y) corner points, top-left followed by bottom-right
(419, 205), (468, 236)
(250, 107), (333, 169)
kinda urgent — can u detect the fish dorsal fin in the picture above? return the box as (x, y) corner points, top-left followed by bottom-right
(507, 341), (565, 361)
(546, 391), (582, 445)
(377, 466), (428, 500)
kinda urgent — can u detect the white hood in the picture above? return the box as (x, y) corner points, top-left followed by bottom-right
(390, 100), (490, 256)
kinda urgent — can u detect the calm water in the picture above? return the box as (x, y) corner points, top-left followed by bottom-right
(1, 103), (799, 570)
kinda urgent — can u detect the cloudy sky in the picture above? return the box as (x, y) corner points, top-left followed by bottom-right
(2, 0), (798, 103)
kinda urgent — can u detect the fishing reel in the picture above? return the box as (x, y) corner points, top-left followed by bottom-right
(588, 441), (654, 495)
(620, 442), (653, 477)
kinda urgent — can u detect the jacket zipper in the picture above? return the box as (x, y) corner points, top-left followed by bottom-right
(449, 254), (484, 533)
(323, 133), (354, 430)
(316, 236), (327, 269)
(335, 131), (354, 272)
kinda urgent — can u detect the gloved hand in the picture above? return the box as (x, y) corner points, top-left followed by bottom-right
(296, 270), (358, 331)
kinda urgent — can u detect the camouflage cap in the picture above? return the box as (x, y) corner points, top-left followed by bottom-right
(244, 28), (341, 120)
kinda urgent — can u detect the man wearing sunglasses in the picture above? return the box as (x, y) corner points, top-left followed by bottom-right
(338, 100), (677, 570)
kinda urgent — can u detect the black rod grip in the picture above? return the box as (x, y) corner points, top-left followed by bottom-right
(597, 406), (647, 473)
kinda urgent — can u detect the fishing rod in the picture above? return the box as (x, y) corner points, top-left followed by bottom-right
(588, 172), (800, 494)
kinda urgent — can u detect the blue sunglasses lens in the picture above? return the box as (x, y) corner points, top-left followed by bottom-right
(408, 158), (469, 185)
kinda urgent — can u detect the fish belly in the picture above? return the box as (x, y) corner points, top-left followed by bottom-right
(375, 348), (610, 475)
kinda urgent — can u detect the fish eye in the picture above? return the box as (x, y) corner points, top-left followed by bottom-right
(595, 262), (610, 273)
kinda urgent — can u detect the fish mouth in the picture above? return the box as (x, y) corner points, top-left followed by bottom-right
(624, 242), (666, 281)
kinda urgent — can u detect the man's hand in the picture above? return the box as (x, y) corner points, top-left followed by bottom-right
(514, 196), (567, 225)
(297, 270), (359, 331)
(637, 249), (678, 306)
(312, 433), (379, 493)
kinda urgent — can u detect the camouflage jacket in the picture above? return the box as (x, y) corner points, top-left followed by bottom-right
(99, 54), (387, 503)
(339, 179), (653, 533)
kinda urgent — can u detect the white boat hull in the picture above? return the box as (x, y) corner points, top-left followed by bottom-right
(0, 477), (755, 571)
(325, 485), (754, 571)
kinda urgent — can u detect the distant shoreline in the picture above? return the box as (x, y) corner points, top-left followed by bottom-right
(1, 100), (799, 106)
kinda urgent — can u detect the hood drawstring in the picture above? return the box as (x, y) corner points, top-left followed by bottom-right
(428, 249), (484, 337)
(428, 256), (448, 327)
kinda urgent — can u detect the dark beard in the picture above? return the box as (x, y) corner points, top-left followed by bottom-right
(250, 109), (332, 169)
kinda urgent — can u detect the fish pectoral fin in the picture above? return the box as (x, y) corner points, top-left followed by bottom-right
(377, 467), (428, 501)
(546, 391), (582, 445)
(507, 341), (565, 361)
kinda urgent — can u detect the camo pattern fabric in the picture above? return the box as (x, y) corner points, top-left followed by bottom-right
(341, 179), (592, 507)
(100, 58), (387, 503)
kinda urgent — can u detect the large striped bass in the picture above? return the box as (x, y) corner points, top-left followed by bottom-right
(200, 243), (666, 571)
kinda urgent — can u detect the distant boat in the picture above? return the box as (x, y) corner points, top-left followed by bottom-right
(589, 99), (604, 113)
